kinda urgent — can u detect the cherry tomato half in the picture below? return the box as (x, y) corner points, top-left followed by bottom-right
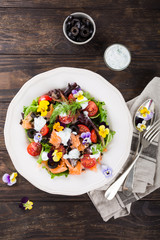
(85, 101), (98, 117)
(59, 115), (74, 124)
(68, 93), (76, 102)
(81, 154), (96, 169)
(78, 124), (90, 134)
(40, 124), (49, 136)
(38, 95), (52, 104)
(27, 142), (42, 156)
(91, 129), (97, 143)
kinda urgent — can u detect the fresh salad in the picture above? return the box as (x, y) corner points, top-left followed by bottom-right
(20, 82), (115, 179)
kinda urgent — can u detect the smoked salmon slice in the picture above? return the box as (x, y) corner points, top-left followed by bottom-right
(49, 129), (61, 148)
(64, 158), (82, 175)
(42, 159), (67, 174)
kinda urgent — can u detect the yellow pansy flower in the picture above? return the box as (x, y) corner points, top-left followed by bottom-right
(10, 172), (18, 184)
(52, 150), (62, 162)
(137, 121), (146, 132)
(99, 125), (110, 138)
(53, 122), (64, 132)
(77, 95), (84, 101)
(37, 100), (49, 116)
(24, 200), (34, 210)
(139, 107), (150, 118)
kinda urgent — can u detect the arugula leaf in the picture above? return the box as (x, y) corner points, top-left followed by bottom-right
(83, 91), (95, 101)
(91, 143), (104, 154)
(50, 101), (86, 123)
(97, 101), (108, 123)
(105, 130), (116, 146)
(23, 97), (39, 118)
(37, 143), (52, 164)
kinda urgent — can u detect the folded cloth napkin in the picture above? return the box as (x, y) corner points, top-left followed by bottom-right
(88, 77), (160, 222)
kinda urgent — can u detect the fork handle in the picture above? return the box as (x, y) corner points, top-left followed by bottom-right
(104, 146), (143, 200)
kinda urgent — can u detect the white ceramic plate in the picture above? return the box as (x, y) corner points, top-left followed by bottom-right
(4, 67), (133, 195)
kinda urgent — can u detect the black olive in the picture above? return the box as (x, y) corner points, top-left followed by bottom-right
(82, 18), (91, 27)
(75, 21), (81, 29)
(66, 21), (71, 30)
(71, 18), (80, 26)
(66, 15), (73, 22)
(31, 112), (39, 118)
(48, 159), (60, 169)
(70, 125), (79, 133)
(71, 26), (79, 36)
(27, 129), (37, 138)
(21, 112), (24, 119)
(80, 27), (90, 38)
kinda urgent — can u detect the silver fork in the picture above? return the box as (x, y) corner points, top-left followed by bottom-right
(104, 119), (160, 200)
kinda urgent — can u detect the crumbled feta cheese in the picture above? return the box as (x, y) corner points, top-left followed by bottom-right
(83, 111), (89, 117)
(56, 128), (71, 146)
(63, 149), (80, 159)
(72, 131), (77, 135)
(41, 152), (49, 161)
(76, 96), (88, 109)
(34, 116), (46, 132)
(89, 152), (100, 159)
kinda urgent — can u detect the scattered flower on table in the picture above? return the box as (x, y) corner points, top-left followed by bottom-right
(81, 132), (91, 144)
(99, 125), (109, 138)
(34, 132), (42, 143)
(37, 100), (49, 116)
(19, 197), (33, 210)
(101, 165), (112, 178)
(2, 172), (18, 186)
(137, 120), (146, 132)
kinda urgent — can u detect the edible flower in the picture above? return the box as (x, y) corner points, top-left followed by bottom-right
(49, 150), (62, 162)
(34, 132), (42, 143)
(19, 197), (33, 210)
(37, 100), (49, 116)
(139, 107), (150, 118)
(72, 89), (84, 101)
(137, 120), (146, 132)
(99, 125), (109, 138)
(81, 132), (91, 144)
(2, 172), (18, 186)
(53, 122), (64, 132)
(102, 165), (112, 178)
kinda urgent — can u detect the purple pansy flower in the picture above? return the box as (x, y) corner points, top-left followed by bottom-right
(72, 88), (83, 98)
(143, 111), (154, 121)
(81, 132), (91, 144)
(19, 197), (33, 210)
(2, 172), (18, 186)
(101, 165), (112, 178)
(34, 132), (42, 143)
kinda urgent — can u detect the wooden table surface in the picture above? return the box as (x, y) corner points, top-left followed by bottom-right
(0, 1), (160, 239)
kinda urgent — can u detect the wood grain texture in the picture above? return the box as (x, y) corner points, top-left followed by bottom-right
(1, 0), (160, 9)
(1, 1), (160, 239)
(0, 201), (160, 240)
(0, 8), (159, 55)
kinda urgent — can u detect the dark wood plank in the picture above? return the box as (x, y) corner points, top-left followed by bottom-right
(0, 8), (159, 55)
(0, 55), (160, 103)
(0, 201), (160, 240)
(1, 0), (160, 9)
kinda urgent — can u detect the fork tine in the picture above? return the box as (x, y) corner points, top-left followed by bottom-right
(143, 119), (160, 139)
(148, 129), (160, 143)
(145, 125), (160, 141)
